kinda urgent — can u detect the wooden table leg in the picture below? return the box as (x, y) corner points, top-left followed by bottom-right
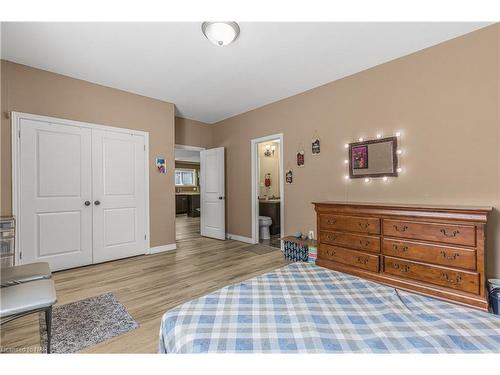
(45, 307), (52, 354)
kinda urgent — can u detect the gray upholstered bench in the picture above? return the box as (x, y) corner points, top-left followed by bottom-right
(1, 262), (51, 287)
(0, 263), (56, 353)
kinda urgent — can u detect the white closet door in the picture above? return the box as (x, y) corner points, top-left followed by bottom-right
(18, 118), (93, 271)
(92, 130), (147, 263)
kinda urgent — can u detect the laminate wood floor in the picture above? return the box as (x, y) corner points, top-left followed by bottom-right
(0, 216), (287, 353)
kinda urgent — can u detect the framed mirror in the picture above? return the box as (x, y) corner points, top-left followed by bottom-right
(348, 136), (398, 178)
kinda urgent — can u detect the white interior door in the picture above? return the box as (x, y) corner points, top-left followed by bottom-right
(92, 129), (147, 263)
(200, 147), (225, 240)
(18, 118), (93, 271)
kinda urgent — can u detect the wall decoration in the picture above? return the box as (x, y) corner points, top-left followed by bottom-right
(155, 158), (166, 174)
(285, 169), (293, 184)
(296, 150), (305, 167)
(312, 130), (320, 155)
(351, 145), (368, 169)
(312, 138), (320, 155)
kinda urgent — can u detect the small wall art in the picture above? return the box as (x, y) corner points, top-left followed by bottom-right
(285, 169), (293, 184)
(296, 150), (305, 167)
(312, 130), (320, 155)
(351, 145), (368, 169)
(155, 157), (166, 174)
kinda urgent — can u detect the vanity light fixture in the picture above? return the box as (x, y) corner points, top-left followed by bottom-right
(201, 22), (240, 46)
(264, 144), (275, 157)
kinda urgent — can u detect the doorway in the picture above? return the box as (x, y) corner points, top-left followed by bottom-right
(251, 134), (284, 248)
(175, 145), (203, 241)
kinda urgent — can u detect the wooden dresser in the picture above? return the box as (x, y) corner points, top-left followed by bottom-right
(313, 202), (492, 310)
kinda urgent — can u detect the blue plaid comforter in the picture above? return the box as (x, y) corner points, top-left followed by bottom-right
(159, 263), (500, 353)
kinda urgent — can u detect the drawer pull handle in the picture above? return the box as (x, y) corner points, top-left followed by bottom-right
(393, 224), (409, 232)
(326, 218), (337, 225)
(392, 244), (408, 252)
(326, 234), (337, 241)
(325, 249), (336, 257)
(359, 240), (370, 248)
(439, 250), (460, 261)
(440, 229), (460, 238)
(440, 272), (462, 284)
(355, 256), (369, 265)
(392, 263), (410, 272)
(358, 222), (370, 230)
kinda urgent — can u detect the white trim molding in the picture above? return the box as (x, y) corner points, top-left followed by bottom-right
(148, 243), (177, 254)
(251, 133), (284, 245)
(226, 233), (253, 244)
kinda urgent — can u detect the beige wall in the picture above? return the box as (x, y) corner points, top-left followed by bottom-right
(0, 61), (176, 248)
(258, 142), (280, 198)
(175, 116), (212, 148)
(212, 25), (500, 277)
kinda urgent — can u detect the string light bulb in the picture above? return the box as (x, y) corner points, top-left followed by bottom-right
(383, 176), (388, 181)
(344, 143), (349, 149)
(364, 178), (370, 183)
(397, 167), (402, 173)
(358, 137), (364, 142)
(344, 159), (348, 164)
(344, 175), (350, 180)
(376, 134), (382, 139)
(396, 149), (402, 155)
(395, 132), (401, 137)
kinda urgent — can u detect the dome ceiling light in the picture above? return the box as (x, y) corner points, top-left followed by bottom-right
(201, 22), (240, 47)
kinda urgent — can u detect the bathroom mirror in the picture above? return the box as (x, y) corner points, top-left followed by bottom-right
(348, 136), (398, 178)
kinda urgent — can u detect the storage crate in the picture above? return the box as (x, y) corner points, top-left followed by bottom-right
(281, 236), (318, 263)
(0, 217), (15, 268)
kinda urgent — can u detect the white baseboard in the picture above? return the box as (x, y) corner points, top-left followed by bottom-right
(148, 243), (177, 254)
(226, 233), (254, 244)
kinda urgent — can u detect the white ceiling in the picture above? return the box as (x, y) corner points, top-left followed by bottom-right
(1, 22), (490, 123)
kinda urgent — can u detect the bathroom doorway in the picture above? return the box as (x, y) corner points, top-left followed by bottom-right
(251, 134), (284, 248)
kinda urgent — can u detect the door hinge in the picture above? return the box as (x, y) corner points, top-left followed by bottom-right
(144, 234), (146, 240)
(19, 251), (22, 260)
(18, 129), (21, 138)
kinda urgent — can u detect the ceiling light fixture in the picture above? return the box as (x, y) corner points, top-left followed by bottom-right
(201, 22), (240, 46)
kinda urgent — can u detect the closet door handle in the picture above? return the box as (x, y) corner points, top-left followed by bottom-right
(84, 201), (91, 206)
(94, 200), (101, 206)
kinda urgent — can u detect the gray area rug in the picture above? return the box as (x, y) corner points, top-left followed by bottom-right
(39, 292), (138, 353)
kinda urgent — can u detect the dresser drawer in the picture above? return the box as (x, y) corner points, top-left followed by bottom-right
(382, 239), (476, 270)
(383, 219), (476, 246)
(319, 244), (379, 272)
(383, 256), (479, 294)
(319, 214), (380, 235)
(320, 230), (380, 253)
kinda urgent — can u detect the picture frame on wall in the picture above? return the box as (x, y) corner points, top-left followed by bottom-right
(351, 145), (368, 169)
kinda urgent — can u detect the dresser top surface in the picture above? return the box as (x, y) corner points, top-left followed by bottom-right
(313, 201), (492, 213)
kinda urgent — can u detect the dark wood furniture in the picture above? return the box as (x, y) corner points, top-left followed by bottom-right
(176, 194), (200, 216)
(313, 202), (491, 310)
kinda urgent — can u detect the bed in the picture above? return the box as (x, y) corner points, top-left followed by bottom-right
(159, 263), (500, 353)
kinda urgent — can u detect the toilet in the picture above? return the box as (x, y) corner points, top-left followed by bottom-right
(258, 216), (273, 240)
